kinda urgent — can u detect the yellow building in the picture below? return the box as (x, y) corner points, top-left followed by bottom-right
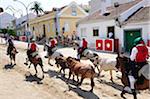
(29, 1), (88, 38)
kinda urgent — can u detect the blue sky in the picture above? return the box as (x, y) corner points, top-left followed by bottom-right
(0, 0), (90, 17)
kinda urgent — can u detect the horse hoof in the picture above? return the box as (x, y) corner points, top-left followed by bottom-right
(89, 89), (93, 92)
(14, 63), (16, 65)
(24, 63), (28, 65)
(121, 91), (126, 99)
(48, 63), (53, 66)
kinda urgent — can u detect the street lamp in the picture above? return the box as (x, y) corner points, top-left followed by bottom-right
(5, 6), (16, 16)
(13, 0), (35, 48)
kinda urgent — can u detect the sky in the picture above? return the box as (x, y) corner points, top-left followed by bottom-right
(0, 0), (90, 18)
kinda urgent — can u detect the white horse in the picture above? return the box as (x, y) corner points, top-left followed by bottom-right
(79, 49), (118, 82)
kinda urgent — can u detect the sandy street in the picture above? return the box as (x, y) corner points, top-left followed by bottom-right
(0, 39), (150, 99)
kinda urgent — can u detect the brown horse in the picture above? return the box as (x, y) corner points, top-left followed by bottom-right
(66, 57), (96, 92)
(116, 53), (150, 99)
(25, 50), (44, 79)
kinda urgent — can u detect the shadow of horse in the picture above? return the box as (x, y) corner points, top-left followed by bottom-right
(46, 69), (99, 98)
(97, 79), (123, 91)
(3, 64), (16, 70)
(25, 73), (43, 84)
(65, 84), (100, 99)
(45, 69), (78, 86)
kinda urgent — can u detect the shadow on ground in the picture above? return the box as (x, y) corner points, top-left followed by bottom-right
(25, 73), (43, 84)
(3, 64), (16, 70)
(46, 69), (100, 99)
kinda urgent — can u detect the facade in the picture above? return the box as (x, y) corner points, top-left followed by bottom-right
(0, 12), (16, 29)
(77, 0), (149, 52)
(12, 13), (36, 36)
(29, 1), (88, 38)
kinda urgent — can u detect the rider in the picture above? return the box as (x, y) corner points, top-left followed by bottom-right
(28, 39), (39, 57)
(77, 38), (88, 59)
(129, 37), (148, 95)
(47, 37), (57, 65)
(6, 37), (18, 55)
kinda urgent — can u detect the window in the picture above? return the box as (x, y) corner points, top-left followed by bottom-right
(93, 27), (99, 36)
(71, 5), (77, 16)
(81, 28), (87, 37)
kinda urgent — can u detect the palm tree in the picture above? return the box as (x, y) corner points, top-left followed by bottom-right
(30, 1), (44, 16)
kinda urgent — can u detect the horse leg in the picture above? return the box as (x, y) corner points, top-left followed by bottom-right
(110, 70), (113, 82)
(59, 68), (63, 73)
(10, 55), (12, 65)
(132, 89), (137, 99)
(121, 88), (127, 99)
(90, 78), (95, 92)
(78, 77), (84, 86)
(33, 65), (38, 77)
(67, 71), (72, 81)
(63, 69), (65, 77)
(48, 56), (53, 66)
(13, 54), (16, 65)
(28, 62), (32, 68)
(96, 65), (101, 76)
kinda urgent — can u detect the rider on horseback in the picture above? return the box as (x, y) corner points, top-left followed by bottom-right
(129, 37), (149, 95)
(28, 39), (39, 58)
(6, 37), (18, 55)
(77, 38), (88, 59)
(47, 37), (57, 65)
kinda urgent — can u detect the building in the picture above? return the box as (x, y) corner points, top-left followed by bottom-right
(12, 13), (36, 36)
(29, 1), (88, 38)
(89, 0), (136, 14)
(77, 0), (150, 52)
(0, 12), (16, 29)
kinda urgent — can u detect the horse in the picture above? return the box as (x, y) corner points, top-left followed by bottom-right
(8, 46), (18, 65)
(66, 57), (96, 92)
(44, 43), (63, 66)
(55, 56), (69, 76)
(25, 50), (44, 79)
(116, 53), (150, 99)
(76, 48), (118, 82)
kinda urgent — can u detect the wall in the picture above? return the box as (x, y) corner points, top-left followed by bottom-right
(77, 20), (150, 50)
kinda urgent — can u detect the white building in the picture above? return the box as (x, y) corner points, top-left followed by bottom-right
(0, 12), (16, 29)
(77, 0), (150, 52)
(89, 0), (135, 14)
(12, 13), (36, 36)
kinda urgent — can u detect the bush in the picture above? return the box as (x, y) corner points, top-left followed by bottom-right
(0, 29), (16, 36)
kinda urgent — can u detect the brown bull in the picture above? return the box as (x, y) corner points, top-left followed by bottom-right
(66, 57), (96, 92)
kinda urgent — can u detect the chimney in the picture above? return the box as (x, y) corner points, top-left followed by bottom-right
(100, 0), (110, 16)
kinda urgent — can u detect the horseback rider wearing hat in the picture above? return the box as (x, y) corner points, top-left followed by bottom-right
(129, 37), (149, 95)
(77, 38), (88, 59)
(29, 39), (39, 57)
(6, 37), (18, 55)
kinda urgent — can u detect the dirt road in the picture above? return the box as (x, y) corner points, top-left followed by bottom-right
(0, 40), (150, 99)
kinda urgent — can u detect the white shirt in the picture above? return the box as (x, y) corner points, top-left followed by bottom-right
(130, 47), (138, 61)
(130, 44), (148, 61)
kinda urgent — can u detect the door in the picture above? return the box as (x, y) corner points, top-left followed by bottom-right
(107, 26), (115, 39)
(124, 29), (141, 52)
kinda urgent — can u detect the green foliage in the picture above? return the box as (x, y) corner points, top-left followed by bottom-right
(0, 29), (16, 36)
(30, 1), (44, 16)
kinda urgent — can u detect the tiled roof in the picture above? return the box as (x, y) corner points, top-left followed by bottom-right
(78, 0), (142, 23)
(124, 6), (150, 24)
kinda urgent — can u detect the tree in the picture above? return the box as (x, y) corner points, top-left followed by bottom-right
(30, 1), (44, 16)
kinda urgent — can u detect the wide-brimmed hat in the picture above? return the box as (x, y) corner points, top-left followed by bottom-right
(133, 37), (143, 45)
